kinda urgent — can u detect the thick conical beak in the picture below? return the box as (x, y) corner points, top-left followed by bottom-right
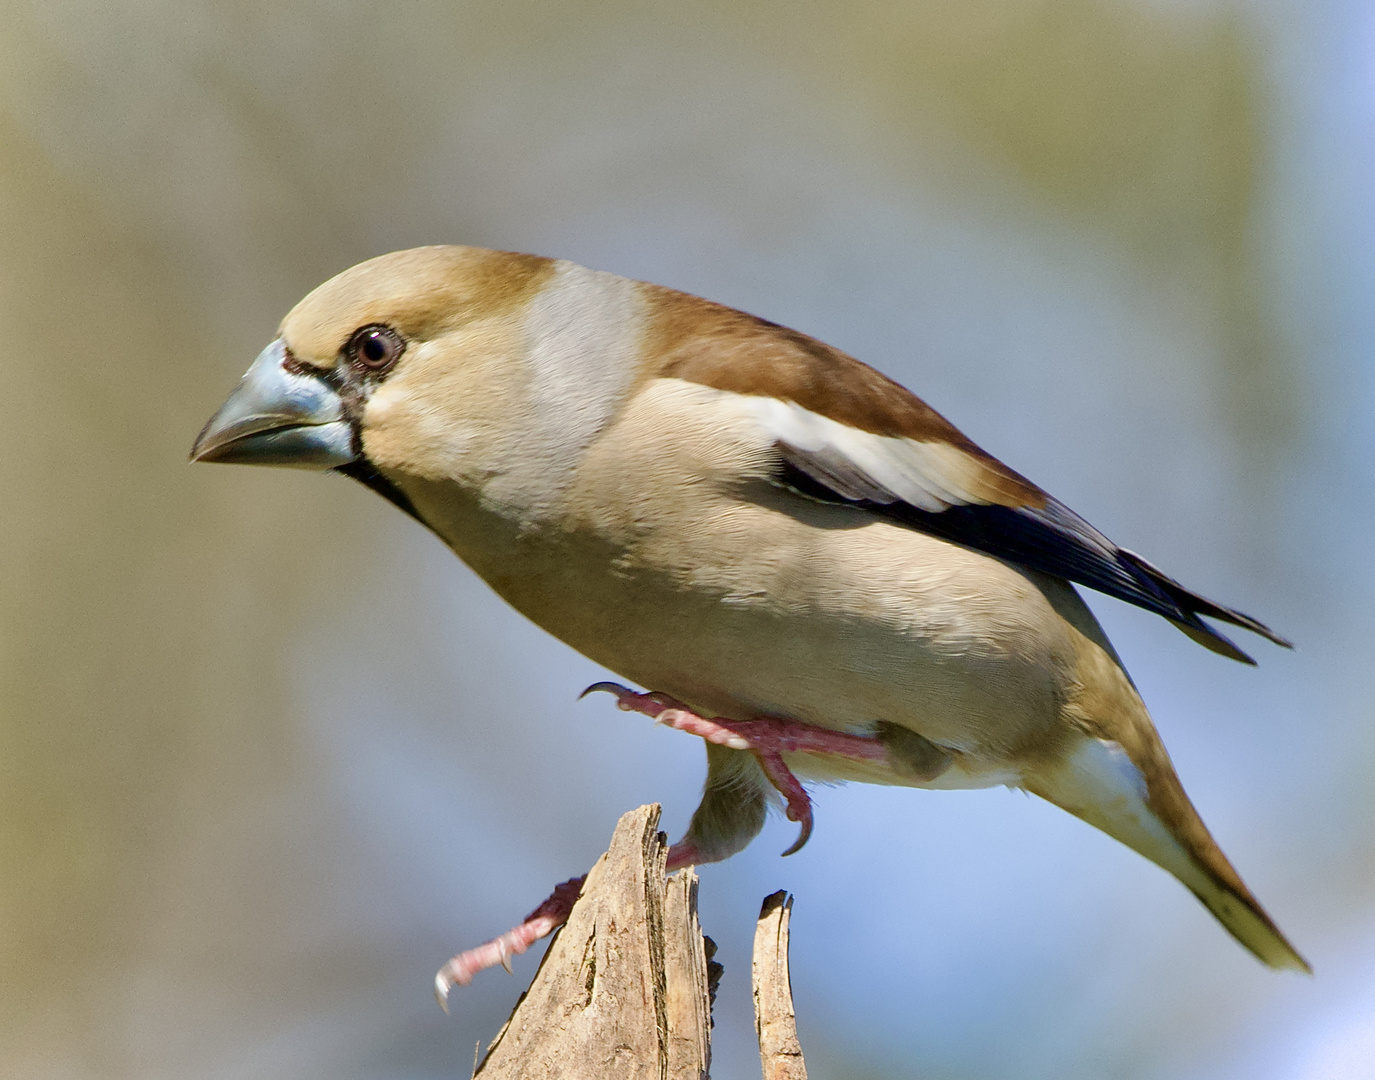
(191, 339), (358, 469)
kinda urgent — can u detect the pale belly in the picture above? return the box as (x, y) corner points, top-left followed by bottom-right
(398, 475), (1089, 791)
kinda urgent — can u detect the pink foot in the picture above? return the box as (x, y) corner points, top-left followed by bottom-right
(582, 682), (889, 857)
(434, 876), (584, 1008)
(665, 838), (706, 872)
(435, 840), (706, 1003)
(436, 683), (890, 1003)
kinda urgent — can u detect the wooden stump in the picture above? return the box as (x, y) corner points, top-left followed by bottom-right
(753, 891), (808, 1080)
(472, 804), (807, 1080)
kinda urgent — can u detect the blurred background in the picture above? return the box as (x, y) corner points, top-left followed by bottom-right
(2, 1), (1372, 1077)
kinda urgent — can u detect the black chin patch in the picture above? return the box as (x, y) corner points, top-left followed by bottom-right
(335, 459), (426, 525)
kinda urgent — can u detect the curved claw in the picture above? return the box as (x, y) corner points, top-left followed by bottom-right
(579, 680), (628, 700)
(755, 748), (814, 857)
(779, 807), (814, 857)
(582, 684), (822, 856)
(580, 681), (668, 716)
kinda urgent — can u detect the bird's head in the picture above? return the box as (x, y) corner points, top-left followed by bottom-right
(191, 245), (556, 489)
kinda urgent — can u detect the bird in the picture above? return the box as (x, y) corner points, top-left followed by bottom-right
(191, 244), (1308, 1003)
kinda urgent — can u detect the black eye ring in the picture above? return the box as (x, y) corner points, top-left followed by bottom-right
(346, 324), (405, 374)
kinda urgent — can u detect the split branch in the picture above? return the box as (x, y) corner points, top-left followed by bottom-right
(471, 805), (807, 1080)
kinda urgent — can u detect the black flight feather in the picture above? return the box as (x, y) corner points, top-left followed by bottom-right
(775, 456), (1291, 664)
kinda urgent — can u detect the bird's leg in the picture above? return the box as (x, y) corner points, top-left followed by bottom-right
(582, 681), (894, 857)
(434, 836), (712, 1007)
(436, 684), (886, 1006)
(434, 875), (582, 1007)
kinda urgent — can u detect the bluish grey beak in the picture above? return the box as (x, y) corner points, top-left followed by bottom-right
(191, 339), (358, 469)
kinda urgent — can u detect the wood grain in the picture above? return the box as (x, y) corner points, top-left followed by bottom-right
(752, 891), (808, 1080)
(474, 805), (709, 1080)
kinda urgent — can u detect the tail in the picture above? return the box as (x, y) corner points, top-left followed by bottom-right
(1118, 549), (1294, 666)
(1028, 733), (1309, 973)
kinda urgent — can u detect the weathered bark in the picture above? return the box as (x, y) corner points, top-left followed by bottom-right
(475, 804), (709, 1080)
(752, 891), (808, 1080)
(662, 870), (712, 1077)
(472, 804), (807, 1080)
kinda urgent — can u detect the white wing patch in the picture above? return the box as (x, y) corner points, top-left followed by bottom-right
(739, 395), (997, 511)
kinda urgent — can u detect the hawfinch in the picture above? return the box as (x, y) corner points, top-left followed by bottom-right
(192, 246), (1307, 1000)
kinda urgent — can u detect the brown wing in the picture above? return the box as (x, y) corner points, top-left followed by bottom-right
(639, 283), (1291, 663)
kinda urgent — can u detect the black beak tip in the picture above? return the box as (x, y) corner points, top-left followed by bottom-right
(189, 420), (222, 463)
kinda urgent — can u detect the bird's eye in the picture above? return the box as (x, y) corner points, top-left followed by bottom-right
(347, 324), (404, 374)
